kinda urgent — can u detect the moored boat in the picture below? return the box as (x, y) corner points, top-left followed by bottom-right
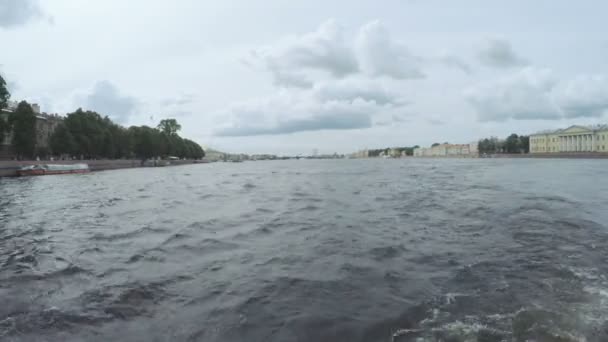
(17, 163), (90, 176)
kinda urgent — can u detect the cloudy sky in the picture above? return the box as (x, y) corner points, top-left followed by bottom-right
(1, 0), (608, 154)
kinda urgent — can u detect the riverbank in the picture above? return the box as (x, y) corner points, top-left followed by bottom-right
(491, 152), (608, 159)
(0, 159), (205, 177)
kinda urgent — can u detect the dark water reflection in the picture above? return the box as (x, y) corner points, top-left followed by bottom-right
(1, 159), (608, 341)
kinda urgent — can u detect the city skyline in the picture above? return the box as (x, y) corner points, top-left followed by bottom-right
(2, 0), (608, 155)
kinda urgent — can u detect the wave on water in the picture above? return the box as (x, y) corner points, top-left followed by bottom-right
(1, 159), (607, 341)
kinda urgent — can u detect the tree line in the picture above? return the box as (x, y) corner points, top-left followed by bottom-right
(0, 74), (204, 160)
(478, 134), (530, 155)
(51, 109), (205, 160)
(368, 146), (419, 157)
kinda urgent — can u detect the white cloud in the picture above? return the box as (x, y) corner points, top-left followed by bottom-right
(464, 67), (560, 121)
(466, 68), (608, 122)
(553, 75), (608, 118)
(355, 20), (424, 80)
(478, 38), (528, 69)
(0, 0), (49, 28)
(312, 78), (406, 105)
(251, 19), (358, 88)
(223, 20), (417, 137)
(80, 81), (138, 124)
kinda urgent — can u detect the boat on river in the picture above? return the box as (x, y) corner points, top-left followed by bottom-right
(17, 163), (90, 176)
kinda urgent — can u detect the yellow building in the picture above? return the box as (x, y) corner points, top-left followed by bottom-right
(413, 142), (478, 157)
(530, 125), (608, 153)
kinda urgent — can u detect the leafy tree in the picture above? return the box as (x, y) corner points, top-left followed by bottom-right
(504, 133), (521, 153)
(157, 118), (181, 136)
(519, 135), (530, 153)
(9, 101), (37, 158)
(50, 123), (76, 156)
(49, 111), (204, 160)
(0, 74), (9, 111)
(0, 74), (11, 144)
(0, 114), (7, 144)
(431, 143), (440, 147)
(129, 125), (162, 160)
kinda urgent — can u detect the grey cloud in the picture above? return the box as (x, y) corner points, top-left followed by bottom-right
(478, 39), (528, 69)
(466, 68), (608, 121)
(0, 0), (48, 28)
(216, 111), (371, 137)
(426, 118), (445, 125)
(554, 75), (608, 118)
(161, 94), (195, 107)
(355, 21), (424, 80)
(464, 67), (561, 121)
(439, 54), (472, 74)
(270, 67), (314, 89)
(313, 79), (405, 105)
(391, 114), (407, 123)
(214, 95), (378, 137)
(83, 81), (137, 123)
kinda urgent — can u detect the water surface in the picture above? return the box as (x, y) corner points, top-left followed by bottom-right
(1, 159), (608, 341)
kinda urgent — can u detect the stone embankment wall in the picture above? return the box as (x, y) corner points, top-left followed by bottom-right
(490, 153), (608, 159)
(0, 159), (204, 177)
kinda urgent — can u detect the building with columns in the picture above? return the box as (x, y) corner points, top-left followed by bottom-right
(530, 125), (608, 153)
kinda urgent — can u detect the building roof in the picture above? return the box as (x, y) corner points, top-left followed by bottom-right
(530, 124), (608, 136)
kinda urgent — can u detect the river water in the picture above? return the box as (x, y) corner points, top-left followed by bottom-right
(1, 159), (608, 342)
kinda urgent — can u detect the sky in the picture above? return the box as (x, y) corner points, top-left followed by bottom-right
(1, 0), (608, 155)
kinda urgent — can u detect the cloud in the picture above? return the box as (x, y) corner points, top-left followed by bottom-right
(268, 66), (314, 89)
(426, 118), (445, 125)
(355, 21), (424, 79)
(464, 67), (561, 121)
(0, 0), (49, 28)
(248, 19), (426, 87)
(213, 74), (411, 137)
(82, 81), (138, 123)
(252, 19), (358, 87)
(553, 75), (608, 118)
(438, 53), (472, 74)
(478, 38), (528, 69)
(312, 78), (405, 105)
(214, 93), (379, 137)
(465, 68), (608, 121)
(161, 93), (195, 107)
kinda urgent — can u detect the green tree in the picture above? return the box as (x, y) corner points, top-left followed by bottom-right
(9, 101), (37, 159)
(0, 74), (11, 144)
(504, 133), (521, 153)
(0, 114), (7, 144)
(519, 135), (530, 153)
(157, 118), (181, 136)
(0, 74), (10, 111)
(431, 143), (440, 147)
(50, 123), (76, 156)
(49, 109), (204, 160)
(129, 126), (162, 160)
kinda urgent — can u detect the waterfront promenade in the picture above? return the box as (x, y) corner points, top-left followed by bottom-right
(0, 159), (204, 177)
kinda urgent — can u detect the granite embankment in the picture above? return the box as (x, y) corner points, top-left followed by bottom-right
(0, 159), (204, 177)
(491, 152), (608, 159)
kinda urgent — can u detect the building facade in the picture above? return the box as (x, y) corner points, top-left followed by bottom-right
(0, 100), (62, 159)
(530, 125), (608, 153)
(413, 142), (478, 157)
